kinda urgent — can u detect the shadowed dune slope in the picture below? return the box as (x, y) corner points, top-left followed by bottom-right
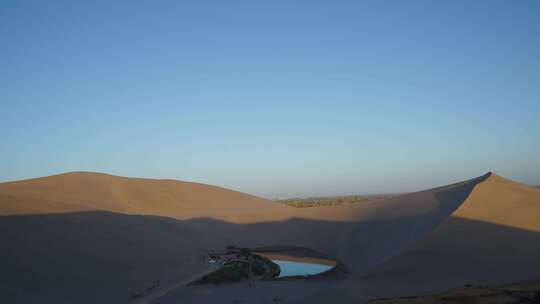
(0, 211), (209, 304)
(342, 173), (540, 299)
(0, 172), (538, 303)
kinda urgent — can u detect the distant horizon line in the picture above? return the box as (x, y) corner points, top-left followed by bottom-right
(6, 170), (538, 201)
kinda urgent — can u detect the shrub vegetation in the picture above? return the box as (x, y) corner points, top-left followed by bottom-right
(194, 261), (249, 285)
(279, 194), (395, 208)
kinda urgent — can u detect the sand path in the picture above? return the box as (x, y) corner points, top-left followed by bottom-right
(133, 265), (217, 304)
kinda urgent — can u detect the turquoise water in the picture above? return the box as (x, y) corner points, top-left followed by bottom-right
(272, 260), (333, 278)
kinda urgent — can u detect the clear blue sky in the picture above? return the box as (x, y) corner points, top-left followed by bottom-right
(1, 0), (539, 198)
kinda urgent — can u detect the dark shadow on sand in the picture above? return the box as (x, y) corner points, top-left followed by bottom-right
(4, 172), (536, 304)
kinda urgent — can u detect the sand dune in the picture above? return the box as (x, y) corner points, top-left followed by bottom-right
(303, 174), (540, 303)
(453, 173), (540, 231)
(0, 172), (285, 220)
(349, 173), (540, 297)
(0, 172), (538, 303)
